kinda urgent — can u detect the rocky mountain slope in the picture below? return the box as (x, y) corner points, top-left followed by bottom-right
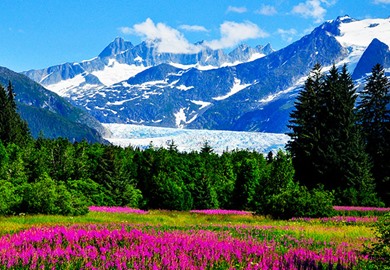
(23, 16), (390, 133)
(0, 66), (108, 142)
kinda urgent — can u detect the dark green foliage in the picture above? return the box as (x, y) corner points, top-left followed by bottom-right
(150, 171), (192, 210)
(254, 151), (335, 219)
(0, 180), (22, 215)
(21, 173), (88, 216)
(287, 64), (380, 206)
(287, 63), (323, 188)
(0, 82), (31, 147)
(357, 64), (390, 205)
(233, 158), (263, 210)
(261, 184), (335, 220)
(213, 153), (235, 209)
(66, 178), (114, 206)
(364, 213), (390, 269)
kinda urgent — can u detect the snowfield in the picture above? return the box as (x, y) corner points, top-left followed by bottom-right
(103, 124), (288, 154)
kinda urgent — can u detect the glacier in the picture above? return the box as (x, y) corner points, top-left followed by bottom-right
(104, 123), (289, 155)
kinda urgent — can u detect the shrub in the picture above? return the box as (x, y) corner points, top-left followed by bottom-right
(258, 183), (335, 220)
(23, 173), (88, 216)
(0, 180), (22, 215)
(66, 178), (114, 206)
(23, 173), (57, 214)
(364, 212), (390, 269)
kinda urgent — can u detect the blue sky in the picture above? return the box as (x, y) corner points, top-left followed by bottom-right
(1, 0), (389, 72)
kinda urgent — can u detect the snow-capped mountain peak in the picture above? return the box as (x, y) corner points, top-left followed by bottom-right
(23, 38), (273, 97)
(98, 37), (134, 58)
(22, 16), (390, 134)
(335, 17), (390, 48)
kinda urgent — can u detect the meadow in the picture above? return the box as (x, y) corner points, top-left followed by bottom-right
(0, 207), (385, 269)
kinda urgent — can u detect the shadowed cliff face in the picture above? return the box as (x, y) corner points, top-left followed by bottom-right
(0, 66), (108, 143)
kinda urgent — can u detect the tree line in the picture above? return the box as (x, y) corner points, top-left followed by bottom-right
(0, 63), (388, 219)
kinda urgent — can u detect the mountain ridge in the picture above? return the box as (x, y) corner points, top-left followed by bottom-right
(0, 66), (108, 143)
(22, 15), (390, 134)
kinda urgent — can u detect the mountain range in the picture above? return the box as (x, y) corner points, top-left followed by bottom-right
(18, 15), (390, 135)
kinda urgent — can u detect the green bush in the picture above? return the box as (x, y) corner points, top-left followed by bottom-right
(121, 183), (143, 208)
(364, 213), (390, 269)
(23, 173), (57, 214)
(149, 171), (193, 210)
(23, 173), (88, 216)
(55, 183), (89, 216)
(66, 178), (114, 206)
(258, 183), (335, 220)
(0, 180), (22, 215)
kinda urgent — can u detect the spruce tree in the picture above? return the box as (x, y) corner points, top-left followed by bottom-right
(357, 64), (390, 205)
(0, 84), (12, 144)
(0, 82), (30, 146)
(288, 64), (378, 205)
(287, 63), (323, 187)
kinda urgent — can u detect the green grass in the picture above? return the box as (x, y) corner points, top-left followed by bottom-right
(0, 210), (375, 248)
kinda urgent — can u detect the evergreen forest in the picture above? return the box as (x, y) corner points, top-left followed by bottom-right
(0, 63), (389, 219)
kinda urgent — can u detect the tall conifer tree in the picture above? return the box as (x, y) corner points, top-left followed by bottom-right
(0, 82), (30, 146)
(357, 64), (390, 205)
(288, 64), (378, 205)
(287, 63), (323, 187)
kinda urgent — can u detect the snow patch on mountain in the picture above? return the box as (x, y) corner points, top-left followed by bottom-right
(336, 18), (390, 48)
(176, 84), (194, 91)
(191, 100), (211, 110)
(46, 74), (86, 96)
(248, 53), (265, 62)
(213, 78), (250, 100)
(174, 108), (188, 128)
(104, 123), (288, 155)
(169, 62), (219, 71)
(335, 18), (390, 70)
(257, 76), (307, 104)
(92, 60), (147, 86)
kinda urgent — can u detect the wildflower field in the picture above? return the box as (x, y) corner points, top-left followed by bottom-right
(0, 206), (387, 269)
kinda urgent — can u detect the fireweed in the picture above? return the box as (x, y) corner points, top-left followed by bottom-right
(190, 209), (252, 215)
(333, 206), (390, 212)
(0, 223), (369, 269)
(290, 216), (378, 224)
(333, 206), (390, 217)
(88, 206), (148, 214)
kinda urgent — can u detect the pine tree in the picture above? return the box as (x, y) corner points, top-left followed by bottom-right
(287, 63), (323, 187)
(6, 81), (16, 110)
(232, 158), (261, 210)
(0, 82), (31, 146)
(357, 64), (390, 205)
(287, 64), (378, 205)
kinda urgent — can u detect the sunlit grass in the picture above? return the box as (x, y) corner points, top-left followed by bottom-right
(0, 209), (378, 268)
(0, 210), (375, 242)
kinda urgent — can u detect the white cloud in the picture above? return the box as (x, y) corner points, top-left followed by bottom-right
(292, 0), (336, 23)
(204, 21), (268, 50)
(118, 27), (132, 35)
(256, 5), (278, 16)
(374, 0), (390, 3)
(227, 6), (248, 13)
(179, 24), (209, 32)
(129, 18), (201, 54)
(277, 28), (298, 42)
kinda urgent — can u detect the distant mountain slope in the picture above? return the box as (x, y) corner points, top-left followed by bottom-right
(0, 66), (108, 142)
(22, 38), (273, 97)
(352, 38), (390, 79)
(23, 16), (390, 133)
